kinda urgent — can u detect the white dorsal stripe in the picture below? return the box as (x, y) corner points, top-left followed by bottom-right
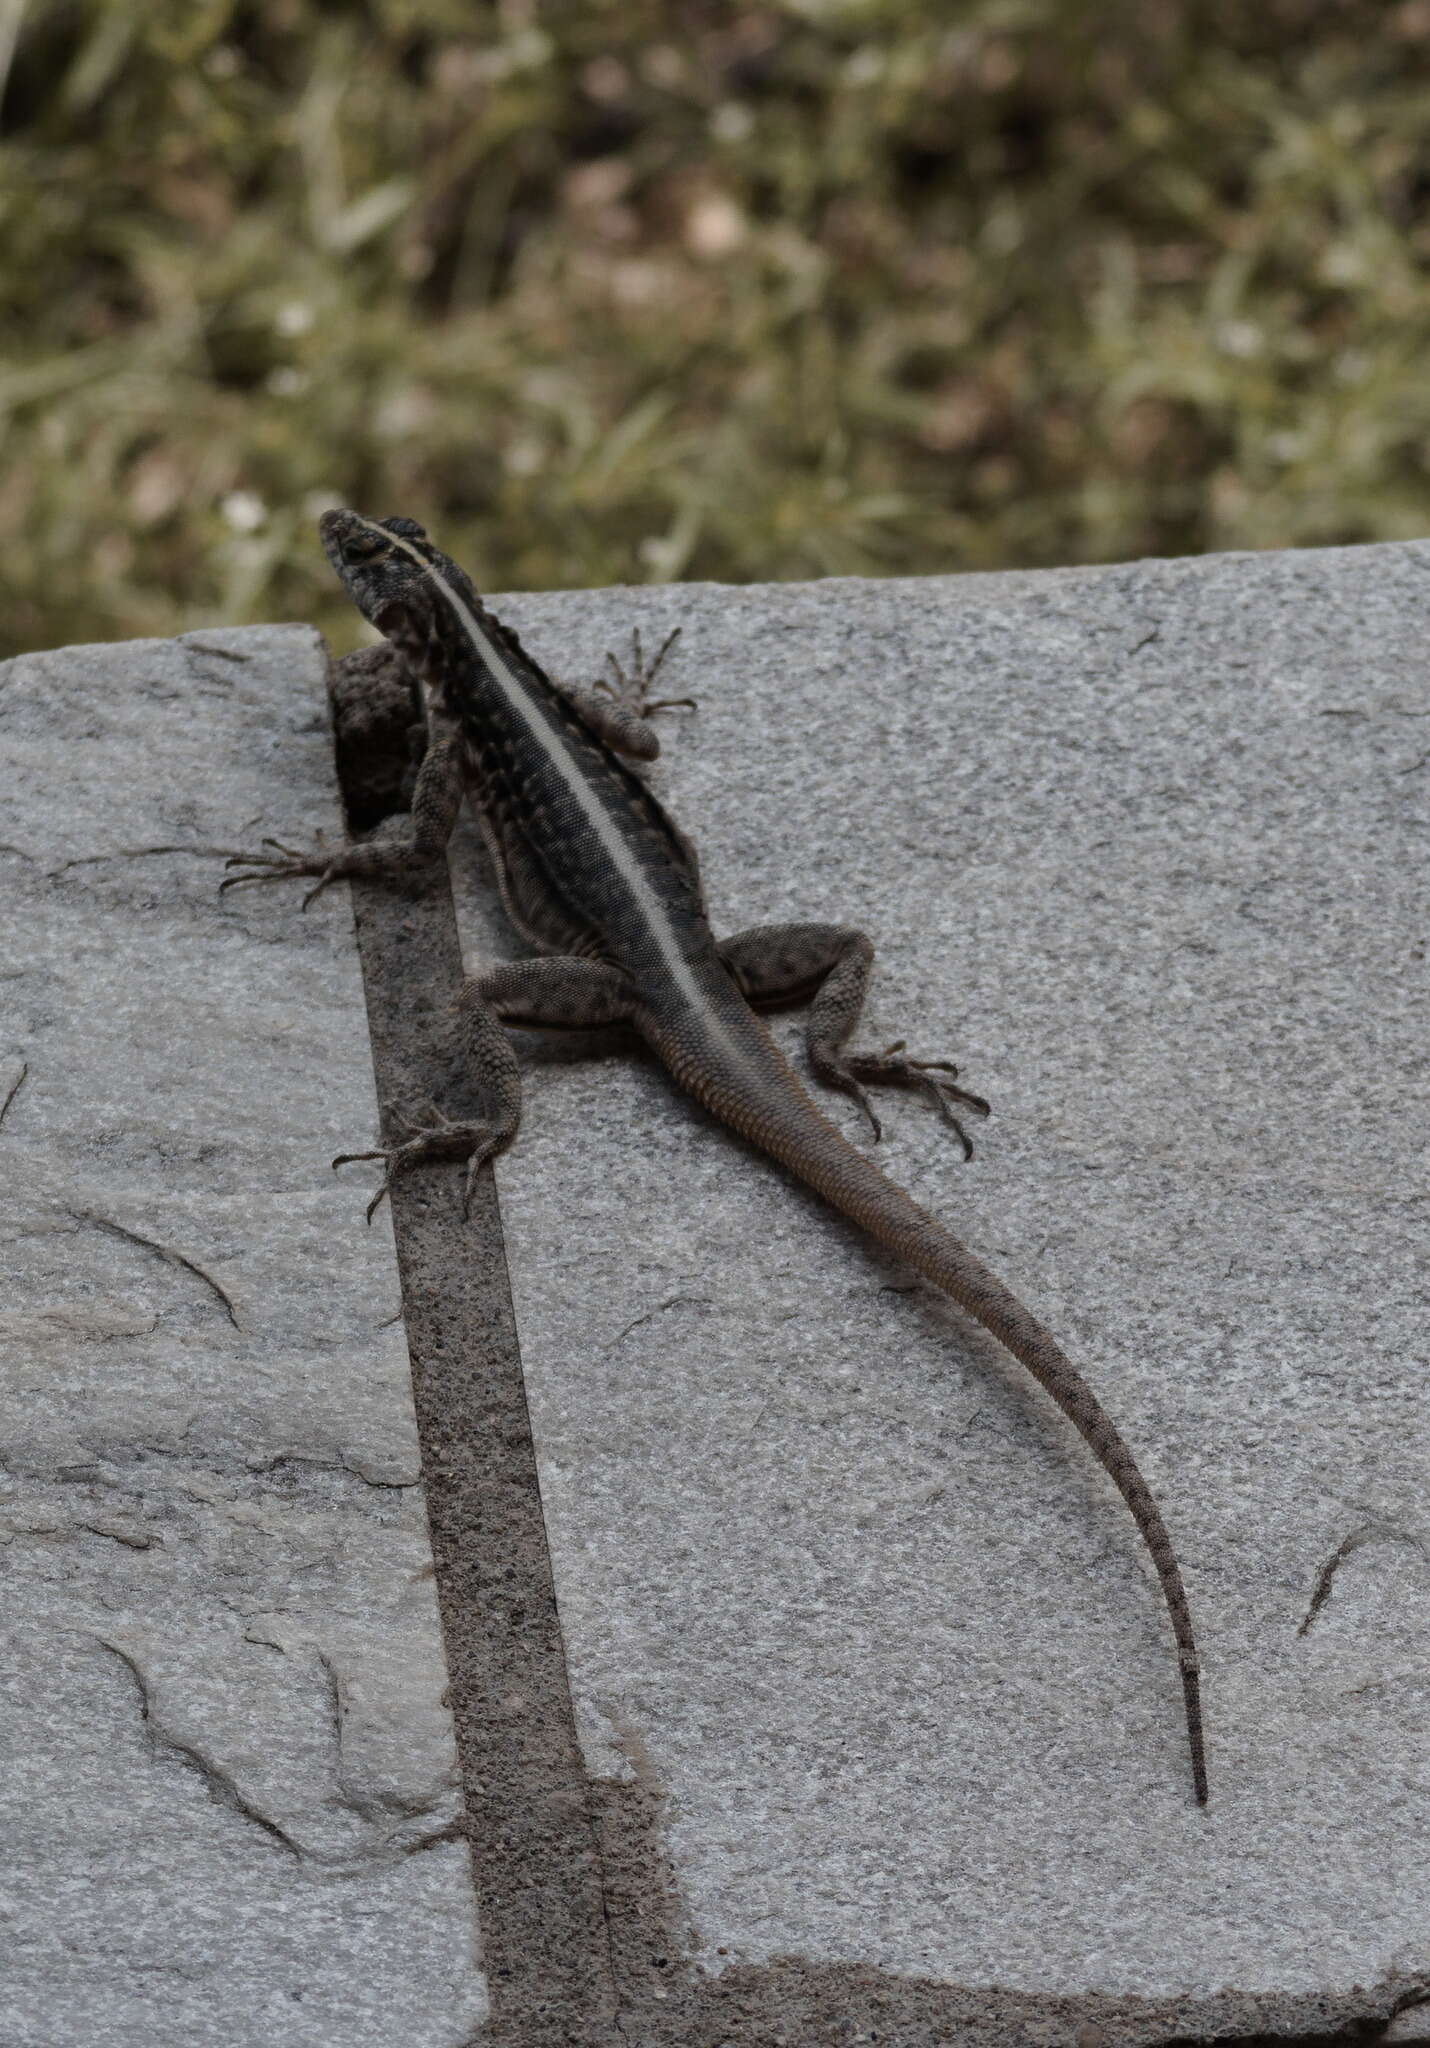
(359, 516), (731, 1035)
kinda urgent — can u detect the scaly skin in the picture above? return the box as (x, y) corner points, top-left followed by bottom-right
(225, 510), (1207, 1804)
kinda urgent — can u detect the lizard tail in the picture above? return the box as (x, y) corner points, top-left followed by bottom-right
(693, 1043), (1208, 1804)
(901, 1222), (1208, 1806)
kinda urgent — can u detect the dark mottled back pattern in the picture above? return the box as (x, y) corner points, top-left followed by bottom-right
(322, 509), (710, 980)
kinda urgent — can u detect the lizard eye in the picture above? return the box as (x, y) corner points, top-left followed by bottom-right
(343, 528), (391, 562)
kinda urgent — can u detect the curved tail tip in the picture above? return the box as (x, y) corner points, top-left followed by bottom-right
(1180, 1657), (1208, 1804)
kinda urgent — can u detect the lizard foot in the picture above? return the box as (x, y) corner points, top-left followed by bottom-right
(597, 627), (695, 716)
(219, 834), (350, 909)
(827, 1041), (991, 1157)
(333, 1102), (508, 1221)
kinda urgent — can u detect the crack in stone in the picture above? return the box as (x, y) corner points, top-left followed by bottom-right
(67, 1207), (243, 1330)
(314, 1644), (459, 1833)
(5, 1439), (416, 1512)
(606, 1295), (714, 1351)
(314, 1646), (378, 1825)
(181, 640), (253, 665)
(51, 843), (248, 875)
(93, 1636), (303, 1860)
(1298, 1520), (1430, 1636)
(0, 1059), (27, 1127)
(248, 1448), (420, 1490)
(91, 1633), (454, 1877)
(81, 1520), (155, 1549)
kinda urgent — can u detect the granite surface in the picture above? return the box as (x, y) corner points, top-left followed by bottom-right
(446, 543), (1430, 2019)
(0, 628), (484, 2047)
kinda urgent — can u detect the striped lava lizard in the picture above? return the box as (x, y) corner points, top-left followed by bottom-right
(224, 509), (1207, 1804)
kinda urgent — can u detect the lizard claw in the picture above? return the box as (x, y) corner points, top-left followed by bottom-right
(300, 871), (340, 909)
(330, 1148), (398, 1224)
(261, 834), (324, 859)
(854, 1086), (885, 1145)
(597, 627), (695, 716)
(219, 831), (343, 904)
(820, 1041), (991, 1158)
(333, 1101), (504, 1221)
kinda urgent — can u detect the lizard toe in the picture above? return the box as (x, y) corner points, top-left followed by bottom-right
(825, 1046), (990, 1157)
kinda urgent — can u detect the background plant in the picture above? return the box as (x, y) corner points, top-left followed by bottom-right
(3, 0), (1429, 655)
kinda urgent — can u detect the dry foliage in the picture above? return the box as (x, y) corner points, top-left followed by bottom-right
(3, 1), (1429, 653)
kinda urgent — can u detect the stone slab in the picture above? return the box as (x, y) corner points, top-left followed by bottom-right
(448, 544), (1430, 2030)
(0, 629), (485, 2046)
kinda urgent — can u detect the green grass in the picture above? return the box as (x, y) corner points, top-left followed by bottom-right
(3, 0), (1430, 656)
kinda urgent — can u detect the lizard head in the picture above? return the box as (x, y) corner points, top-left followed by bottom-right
(318, 509), (459, 654)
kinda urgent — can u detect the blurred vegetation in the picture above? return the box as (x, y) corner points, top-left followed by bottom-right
(3, 0), (1430, 656)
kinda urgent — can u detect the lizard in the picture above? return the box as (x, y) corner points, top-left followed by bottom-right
(224, 509), (1208, 1805)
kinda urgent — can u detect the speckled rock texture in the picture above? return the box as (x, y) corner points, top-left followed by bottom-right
(445, 543), (1429, 2034)
(0, 628), (484, 2048)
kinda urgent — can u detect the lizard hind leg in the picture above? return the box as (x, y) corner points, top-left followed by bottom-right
(717, 922), (990, 1154)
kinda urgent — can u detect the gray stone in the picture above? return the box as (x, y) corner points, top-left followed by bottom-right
(447, 543), (1430, 2022)
(1388, 2006), (1430, 2044)
(0, 629), (484, 2047)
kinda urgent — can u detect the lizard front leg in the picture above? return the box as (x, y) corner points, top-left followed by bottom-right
(337, 956), (639, 1218)
(221, 710), (465, 907)
(599, 626), (692, 716)
(555, 627), (693, 762)
(718, 922), (990, 1154)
